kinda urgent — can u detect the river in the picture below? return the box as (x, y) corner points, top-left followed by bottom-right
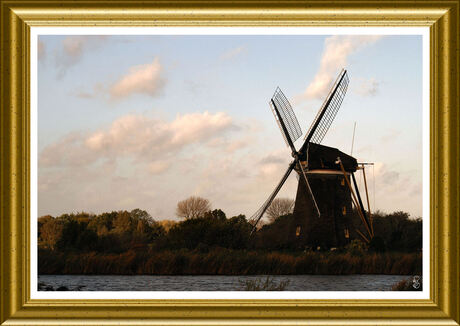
(38, 274), (412, 291)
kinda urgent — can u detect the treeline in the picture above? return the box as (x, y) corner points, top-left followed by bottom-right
(38, 209), (251, 254)
(369, 211), (422, 252)
(38, 208), (422, 275)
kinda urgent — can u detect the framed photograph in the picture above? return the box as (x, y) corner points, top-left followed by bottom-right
(1, 1), (458, 325)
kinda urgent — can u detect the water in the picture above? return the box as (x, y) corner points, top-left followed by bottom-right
(38, 274), (410, 291)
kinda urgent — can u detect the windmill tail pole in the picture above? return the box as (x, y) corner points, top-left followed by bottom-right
(337, 158), (373, 240)
(355, 228), (370, 244)
(351, 172), (373, 238)
(361, 164), (374, 237)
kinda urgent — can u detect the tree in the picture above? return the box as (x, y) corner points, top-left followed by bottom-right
(158, 220), (177, 232)
(56, 219), (98, 251)
(87, 211), (117, 235)
(112, 211), (134, 234)
(203, 209), (226, 221)
(176, 196), (211, 219)
(130, 209), (153, 223)
(39, 217), (64, 250)
(166, 210), (251, 249)
(266, 198), (294, 222)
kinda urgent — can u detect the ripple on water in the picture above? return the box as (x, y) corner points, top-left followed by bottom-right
(37, 274), (411, 291)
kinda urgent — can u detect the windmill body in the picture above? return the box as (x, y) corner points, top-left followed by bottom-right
(250, 69), (374, 248)
(291, 143), (357, 249)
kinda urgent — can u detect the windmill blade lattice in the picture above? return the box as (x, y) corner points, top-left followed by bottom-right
(270, 87), (303, 148)
(304, 69), (349, 145)
(249, 161), (296, 234)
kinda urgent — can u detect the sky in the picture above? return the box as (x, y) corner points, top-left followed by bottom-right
(37, 33), (424, 220)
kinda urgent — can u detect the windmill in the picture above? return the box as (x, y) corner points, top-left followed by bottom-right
(250, 69), (373, 249)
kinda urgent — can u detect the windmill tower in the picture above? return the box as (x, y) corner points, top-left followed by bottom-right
(250, 69), (373, 249)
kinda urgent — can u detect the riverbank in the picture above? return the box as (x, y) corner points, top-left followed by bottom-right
(39, 248), (422, 275)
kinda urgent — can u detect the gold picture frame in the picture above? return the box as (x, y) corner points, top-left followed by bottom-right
(1, 1), (458, 325)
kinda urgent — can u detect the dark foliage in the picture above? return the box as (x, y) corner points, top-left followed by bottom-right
(37, 207), (422, 275)
(252, 214), (293, 250)
(350, 210), (422, 252)
(166, 211), (251, 250)
(56, 220), (98, 251)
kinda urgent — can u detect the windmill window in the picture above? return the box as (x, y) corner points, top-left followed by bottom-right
(342, 206), (347, 215)
(341, 178), (345, 186)
(344, 228), (350, 238)
(295, 226), (301, 237)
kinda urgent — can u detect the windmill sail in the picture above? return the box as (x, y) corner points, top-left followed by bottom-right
(249, 89), (302, 233)
(270, 87), (302, 150)
(250, 69), (359, 239)
(303, 69), (349, 146)
(249, 161), (296, 234)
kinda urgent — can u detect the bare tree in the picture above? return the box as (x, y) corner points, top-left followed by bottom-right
(176, 196), (211, 219)
(266, 198), (295, 222)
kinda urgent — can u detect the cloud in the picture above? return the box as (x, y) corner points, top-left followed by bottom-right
(169, 111), (233, 146)
(72, 83), (105, 100)
(259, 153), (286, 165)
(380, 129), (402, 143)
(39, 132), (97, 167)
(71, 58), (165, 101)
(38, 40), (45, 61)
(225, 139), (250, 153)
(55, 36), (108, 77)
(193, 156), (248, 197)
(40, 111), (234, 168)
(74, 90), (95, 99)
(204, 123), (257, 154)
(257, 150), (291, 176)
(63, 36), (87, 57)
(378, 166), (400, 185)
(38, 111), (253, 218)
(220, 46), (246, 60)
(38, 161), (160, 217)
(148, 161), (170, 174)
(214, 137), (251, 154)
(303, 35), (383, 100)
(361, 162), (422, 218)
(354, 77), (379, 97)
(110, 58), (165, 99)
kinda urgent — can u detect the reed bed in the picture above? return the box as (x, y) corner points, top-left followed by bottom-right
(39, 248), (422, 276)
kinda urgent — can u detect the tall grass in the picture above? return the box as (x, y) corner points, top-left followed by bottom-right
(39, 248), (422, 276)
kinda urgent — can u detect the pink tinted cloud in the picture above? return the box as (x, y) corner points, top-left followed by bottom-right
(302, 35), (383, 100)
(56, 36), (108, 77)
(40, 111), (234, 169)
(110, 58), (165, 99)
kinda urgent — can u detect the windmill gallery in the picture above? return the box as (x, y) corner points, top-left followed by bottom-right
(250, 69), (375, 250)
